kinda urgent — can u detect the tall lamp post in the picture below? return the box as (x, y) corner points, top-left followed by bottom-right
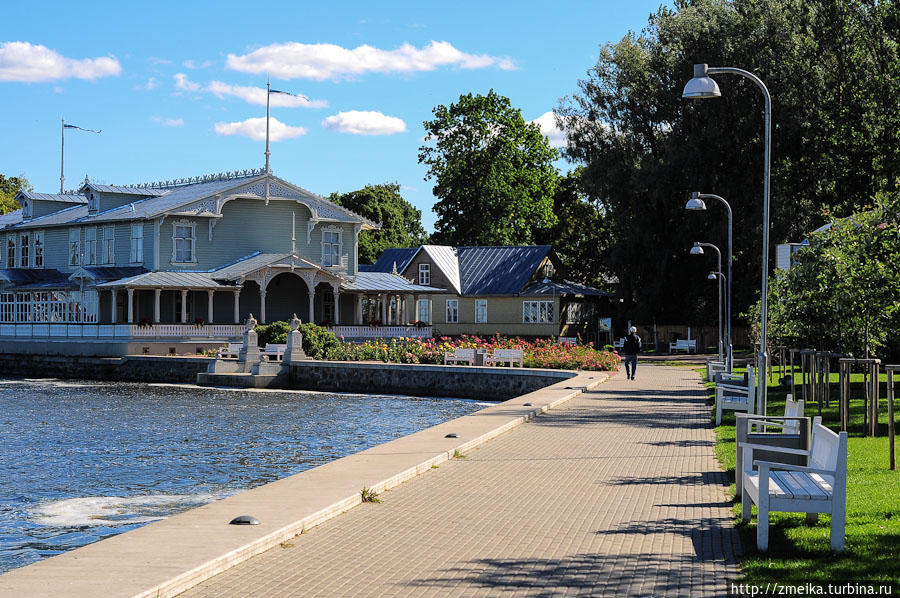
(690, 242), (724, 363)
(686, 192), (733, 371)
(683, 63), (772, 415)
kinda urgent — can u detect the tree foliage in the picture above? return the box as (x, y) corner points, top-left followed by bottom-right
(557, 0), (900, 326)
(0, 175), (30, 215)
(329, 183), (428, 265)
(419, 90), (559, 246)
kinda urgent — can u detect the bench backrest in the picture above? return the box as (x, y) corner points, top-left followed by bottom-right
(676, 339), (696, 347)
(783, 395), (805, 434)
(264, 343), (286, 353)
(492, 349), (523, 359)
(453, 348), (475, 358)
(809, 422), (845, 475)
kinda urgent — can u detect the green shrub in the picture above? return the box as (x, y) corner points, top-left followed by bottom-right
(297, 323), (340, 358)
(255, 321), (291, 347)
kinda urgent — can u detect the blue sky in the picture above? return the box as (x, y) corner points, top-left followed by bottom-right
(2, 0), (667, 231)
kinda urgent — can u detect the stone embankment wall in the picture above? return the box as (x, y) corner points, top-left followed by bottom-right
(0, 354), (212, 383)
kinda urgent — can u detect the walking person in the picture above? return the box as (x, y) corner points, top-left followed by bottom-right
(622, 326), (642, 380)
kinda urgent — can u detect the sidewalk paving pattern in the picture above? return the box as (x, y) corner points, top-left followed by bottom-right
(183, 366), (741, 597)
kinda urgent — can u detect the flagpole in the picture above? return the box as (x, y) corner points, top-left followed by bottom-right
(60, 117), (66, 193)
(265, 80), (271, 173)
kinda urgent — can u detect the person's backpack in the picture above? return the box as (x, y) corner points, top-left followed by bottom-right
(623, 334), (641, 354)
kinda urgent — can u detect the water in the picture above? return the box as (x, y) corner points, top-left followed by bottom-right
(0, 378), (483, 573)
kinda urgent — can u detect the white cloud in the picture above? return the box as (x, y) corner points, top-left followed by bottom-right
(135, 77), (159, 91)
(321, 110), (407, 136)
(529, 111), (568, 148)
(214, 116), (307, 141)
(183, 59), (216, 69)
(151, 116), (184, 127)
(0, 41), (121, 82)
(173, 72), (201, 91)
(207, 81), (327, 108)
(226, 41), (516, 80)
(147, 56), (172, 65)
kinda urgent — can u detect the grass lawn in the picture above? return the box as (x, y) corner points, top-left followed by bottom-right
(703, 367), (900, 586)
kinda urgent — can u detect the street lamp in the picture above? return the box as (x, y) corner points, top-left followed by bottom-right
(684, 63), (772, 415)
(685, 191), (733, 371)
(691, 242), (724, 363)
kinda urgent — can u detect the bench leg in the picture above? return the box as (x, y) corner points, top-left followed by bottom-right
(757, 505), (769, 552)
(741, 484), (751, 522)
(716, 400), (723, 426)
(806, 512), (819, 525)
(831, 508), (846, 552)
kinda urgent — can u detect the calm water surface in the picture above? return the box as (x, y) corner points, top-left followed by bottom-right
(0, 378), (485, 573)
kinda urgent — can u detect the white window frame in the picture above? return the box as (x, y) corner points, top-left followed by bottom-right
(69, 228), (81, 266)
(417, 298), (430, 324)
(475, 299), (488, 323)
(100, 225), (115, 265)
(130, 223), (144, 263)
(33, 230), (43, 268)
(19, 233), (30, 268)
(172, 221), (195, 264)
(85, 227), (97, 265)
(418, 263), (430, 285)
(446, 299), (458, 323)
(522, 300), (554, 324)
(321, 228), (342, 267)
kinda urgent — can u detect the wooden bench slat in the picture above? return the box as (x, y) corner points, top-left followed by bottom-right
(771, 471), (811, 500)
(785, 472), (830, 500)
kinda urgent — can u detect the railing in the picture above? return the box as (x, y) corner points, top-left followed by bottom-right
(329, 325), (433, 339)
(0, 323), (244, 339)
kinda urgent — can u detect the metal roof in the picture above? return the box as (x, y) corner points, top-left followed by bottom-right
(366, 247), (419, 273)
(71, 266), (147, 281)
(0, 268), (72, 290)
(0, 210), (23, 229)
(7, 204), (88, 228)
(82, 184), (168, 197)
(97, 271), (231, 289)
(457, 245), (553, 295)
(421, 245), (461, 294)
(341, 272), (444, 293)
(20, 191), (88, 204)
(521, 279), (613, 297)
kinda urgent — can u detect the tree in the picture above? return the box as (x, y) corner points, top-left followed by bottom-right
(557, 0), (900, 326)
(329, 183), (428, 265)
(419, 90), (559, 246)
(0, 174), (30, 215)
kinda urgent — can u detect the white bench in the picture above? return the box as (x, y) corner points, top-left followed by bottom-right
(715, 366), (756, 425)
(217, 342), (241, 359)
(613, 337), (625, 349)
(740, 420), (848, 551)
(669, 339), (697, 353)
(484, 348), (524, 367)
(443, 348), (475, 366)
(261, 343), (286, 361)
(735, 395), (807, 495)
(559, 337), (577, 346)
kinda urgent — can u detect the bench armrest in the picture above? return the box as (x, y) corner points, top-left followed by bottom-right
(753, 460), (835, 477)
(739, 442), (810, 456)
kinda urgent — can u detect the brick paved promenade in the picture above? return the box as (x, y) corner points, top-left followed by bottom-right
(183, 365), (741, 597)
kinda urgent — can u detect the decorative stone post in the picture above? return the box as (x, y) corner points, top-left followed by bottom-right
(285, 313), (307, 363)
(239, 313), (260, 363)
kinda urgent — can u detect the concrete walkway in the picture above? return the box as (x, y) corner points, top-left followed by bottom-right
(183, 365), (741, 597)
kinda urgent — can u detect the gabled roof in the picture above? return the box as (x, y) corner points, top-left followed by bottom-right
(210, 252), (335, 281)
(341, 272), (444, 293)
(456, 245), (553, 295)
(18, 191), (88, 204)
(96, 271), (231, 290)
(421, 245), (461, 294)
(365, 247), (419, 273)
(521, 279), (613, 297)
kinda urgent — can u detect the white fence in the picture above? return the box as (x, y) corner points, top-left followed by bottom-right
(0, 323), (244, 339)
(329, 325), (433, 339)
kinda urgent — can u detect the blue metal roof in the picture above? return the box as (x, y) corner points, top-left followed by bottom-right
(367, 247), (419, 273)
(20, 191), (88, 204)
(342, 272), (444, 293)
(0, 210), (23, 229)
(75, 266), (148, 281)
(0, 268), (72, 290)
(521, 279), (612, 297)
(457, 245), (553, 295)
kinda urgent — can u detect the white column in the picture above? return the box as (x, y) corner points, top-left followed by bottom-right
(154, 289), (161, 323)
(333, 288), (340, 325)
(180, 290), (188, 323)
(356, 295), (363, 325)
(413, 294), (420, 322)
(207, 290), (214, 324)
(110, 290), (117, 324)
(127, 289), (134, 323)
(259, 288), (267, 324)
(405, 294), (412, 324)
(380, 293), (387, 324)
(308, 289), (316, 324)
(233, 289), (240, 324)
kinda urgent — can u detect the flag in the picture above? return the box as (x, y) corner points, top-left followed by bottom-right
(269, 88), (309, 102)
(64, 124), (102, 134)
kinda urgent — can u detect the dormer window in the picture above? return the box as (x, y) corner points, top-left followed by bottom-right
(88, 192), (98, 214)
(22, 200), (31, 220)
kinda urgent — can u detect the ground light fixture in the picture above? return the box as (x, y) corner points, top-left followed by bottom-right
(692, 243), (725, 362)
(683, 63), (772, 414)
(685, 191), (734, 371)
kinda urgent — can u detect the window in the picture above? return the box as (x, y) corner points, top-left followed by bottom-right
(322, 230), (341, 267)
(130, 223), (143, 263)
(418, 264), (430, 285)
(475, 299), (488, 323)
(101, 225), (115, 264)
(19, 233), (29, 268)
(6, 236), (14, 267)
(522, 300), (554, 324)
(173, 223), (194, 263)
(69, 228), (81, 266)
(33, 231), (43, 268)
(85, 227), (97, 265)
(446, 299), (458, 323)
(417, 299), (430, 323)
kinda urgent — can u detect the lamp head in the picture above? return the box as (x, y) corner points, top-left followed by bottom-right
(690, 243), (704, 256)
(708, 271), (718, 280)
(685, 191), (707, 211)
(682, 64), (721, 99)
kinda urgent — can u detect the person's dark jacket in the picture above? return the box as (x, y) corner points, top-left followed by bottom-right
(622, 334), (642, 356)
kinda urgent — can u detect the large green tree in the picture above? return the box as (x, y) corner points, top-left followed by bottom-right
(329, 183), (428, 265)
(0, 175), (30, 215)
(419, 90), (559, 246)
(557, 0), (900, 326)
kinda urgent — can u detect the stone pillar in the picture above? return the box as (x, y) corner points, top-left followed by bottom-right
(110, 290), (117, 324)
(239, 314), (260, 365)
(285, 313), (307, 363)
(233, 289), (240, 324)
(333, 288), (340, 325)
(259, 288), (267, 324)
(207, 290), (214, 324)
(308, 288), (315, 324)
(180, 290), (188, 323)
(127, 289), (134, 323)
(154, 289), (161, 323)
